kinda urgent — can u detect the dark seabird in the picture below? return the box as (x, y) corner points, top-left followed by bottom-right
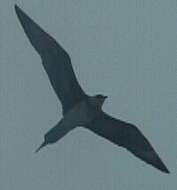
(15, 5), (169, 173)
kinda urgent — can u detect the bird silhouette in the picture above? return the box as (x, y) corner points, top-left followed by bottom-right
(15, 4), (169, 173)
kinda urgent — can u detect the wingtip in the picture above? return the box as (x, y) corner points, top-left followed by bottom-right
(14, 4), (18, 9)
(134, 150), (170, 174)
(152, 155), (170, 174)
(14, 4), (20, 13)
(159, 163), (170, 174)
(14, 4), (23, 19)
(161, 168), (170, 174)
(164, 169), (170, 174)
(14, 4), (27, 20)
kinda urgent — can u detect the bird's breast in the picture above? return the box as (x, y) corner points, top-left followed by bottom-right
(63, 100), (99, 127)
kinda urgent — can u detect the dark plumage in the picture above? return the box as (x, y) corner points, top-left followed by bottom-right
(15, 5), (87, 114)
(86, 112), (169, 173)
(15, 4), (169, 174)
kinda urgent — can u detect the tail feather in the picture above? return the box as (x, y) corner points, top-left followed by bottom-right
(35, 141), (47, 153)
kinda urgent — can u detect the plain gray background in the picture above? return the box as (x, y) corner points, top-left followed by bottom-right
(1, 0), (176, 189)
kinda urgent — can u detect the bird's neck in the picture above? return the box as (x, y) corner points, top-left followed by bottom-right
(87, 97), (103, 110)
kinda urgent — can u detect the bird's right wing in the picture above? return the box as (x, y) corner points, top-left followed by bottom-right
(86, 112), (169, 173)
(15, 5), (87, 114)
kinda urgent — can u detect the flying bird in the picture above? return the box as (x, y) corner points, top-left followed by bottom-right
(15, 4), (169, 173)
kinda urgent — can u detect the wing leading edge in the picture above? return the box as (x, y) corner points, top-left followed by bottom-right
(15, 5), (87, 114)
(86, 112), (169, 173)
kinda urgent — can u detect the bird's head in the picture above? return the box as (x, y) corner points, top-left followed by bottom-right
(89, 94), (107, 109)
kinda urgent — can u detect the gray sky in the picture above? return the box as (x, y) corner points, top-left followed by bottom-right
(1, 0), (176, 189)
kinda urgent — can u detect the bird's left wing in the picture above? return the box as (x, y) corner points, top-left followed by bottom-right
(86, 112), (169, 173)
(15, 5), (87, 114)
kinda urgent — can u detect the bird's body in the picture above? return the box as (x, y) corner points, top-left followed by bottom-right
(36, 96), (106, 151)
(15, 4), (170, 174)
(62, 97), (102, 126)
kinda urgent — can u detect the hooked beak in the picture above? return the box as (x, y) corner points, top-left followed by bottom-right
(35, 141), (47, 153)
(103, 95), (108, 99)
